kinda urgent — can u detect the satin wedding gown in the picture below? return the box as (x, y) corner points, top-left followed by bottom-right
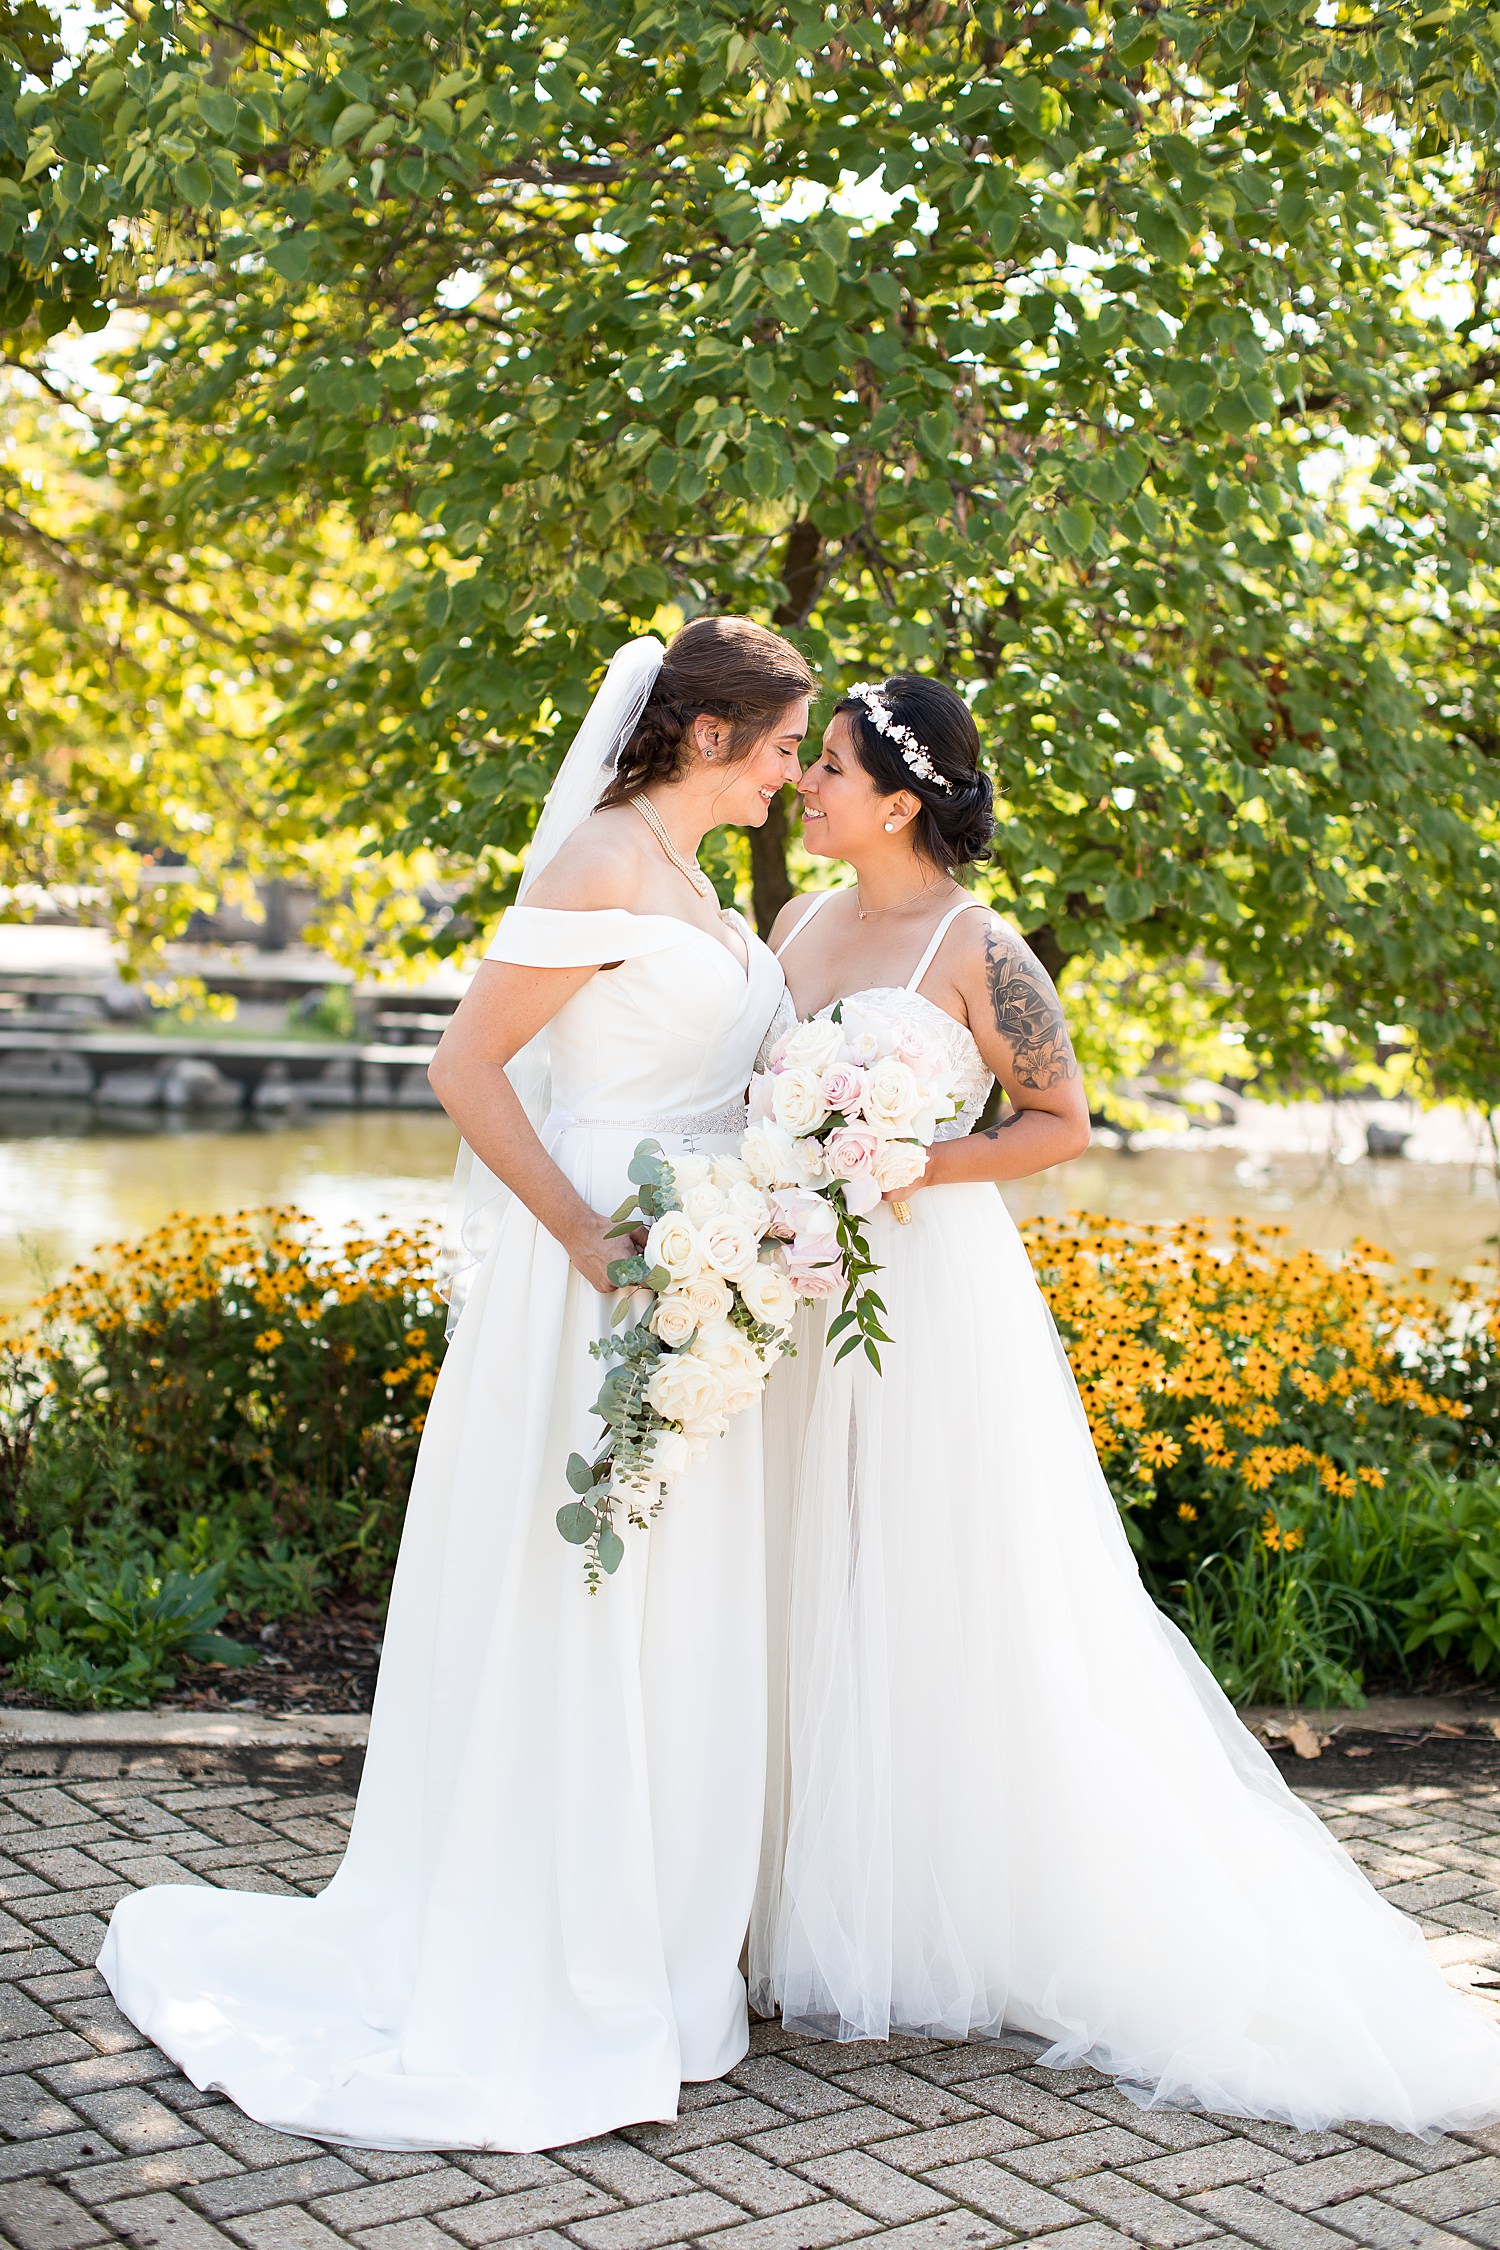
(751, 892), (1500, 2134)
(100, 904), (786, 2152)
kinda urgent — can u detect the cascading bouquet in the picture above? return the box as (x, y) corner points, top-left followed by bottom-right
(746, 1003), (960, 1367)
(557, 1139), (805, 1586)
(558, 1008), (958, 1584)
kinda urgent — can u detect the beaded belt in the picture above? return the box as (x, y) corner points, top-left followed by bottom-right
(545, 1099), (749, 1142)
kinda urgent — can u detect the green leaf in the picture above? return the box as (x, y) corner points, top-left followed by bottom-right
(557, 1501), (598, 1544)
(183, 1630), (258, 1667)
(596, 1526), (625, 1574)
(565, 1452), (598, 1494)
(266, 233), (311, 285)
(331, 102), (377, 149)
(1054, 501), (1096, 556)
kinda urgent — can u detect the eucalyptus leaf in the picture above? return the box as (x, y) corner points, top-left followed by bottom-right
(557, 1501), (598, 1544)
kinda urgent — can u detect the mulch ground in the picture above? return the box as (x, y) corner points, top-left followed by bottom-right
(161, 1597), (383, 1713)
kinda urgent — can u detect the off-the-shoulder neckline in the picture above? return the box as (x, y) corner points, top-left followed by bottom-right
(503, 902), (760, 978)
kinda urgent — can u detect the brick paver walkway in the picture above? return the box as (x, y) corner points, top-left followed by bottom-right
(0, 1743), (1498, 2250)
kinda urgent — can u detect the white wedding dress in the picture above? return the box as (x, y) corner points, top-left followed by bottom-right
(100, 904), (787, 2152)
(751, 893), (1500, 2134)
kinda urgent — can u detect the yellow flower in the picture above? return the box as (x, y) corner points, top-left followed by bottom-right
(252, 1329), (283, 1354)
(1140, 1431), (1182, 1468)
(1176, 1502), (1198, 1522)
(1185, 1414), (1224, 1451)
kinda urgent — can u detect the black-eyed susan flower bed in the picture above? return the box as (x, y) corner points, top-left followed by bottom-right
(1, 1206), (1499, 1710)
(0, 1209), (443, 1706)
(1024, 1215), (1484, 1567)
(1025, 1214), (1500, 1705)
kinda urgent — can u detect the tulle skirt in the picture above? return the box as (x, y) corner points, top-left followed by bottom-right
(751, 1180), (1500, 2133)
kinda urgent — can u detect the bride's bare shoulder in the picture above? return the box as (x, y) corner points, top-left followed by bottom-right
(767, 889), (839, 953)
(519, 807), (653, 913)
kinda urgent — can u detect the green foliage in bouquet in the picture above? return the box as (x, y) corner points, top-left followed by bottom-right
(557, 1139), (678, 1586)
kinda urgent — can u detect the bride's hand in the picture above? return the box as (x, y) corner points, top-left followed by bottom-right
(884, 1148), (935, 1206)
(562, 1210), (630, 1295)
(561, 1212), (650, 1294)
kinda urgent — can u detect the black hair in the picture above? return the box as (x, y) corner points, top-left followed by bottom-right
(834, 674), (995, 872)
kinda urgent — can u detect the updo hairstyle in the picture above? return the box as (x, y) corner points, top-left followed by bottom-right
(834, 674), (995, 871)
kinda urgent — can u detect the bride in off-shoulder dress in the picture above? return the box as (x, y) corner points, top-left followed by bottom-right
(99, 625), (812, 2153)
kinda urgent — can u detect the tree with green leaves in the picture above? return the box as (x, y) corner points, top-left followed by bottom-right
(4, 0), (1500, 1097)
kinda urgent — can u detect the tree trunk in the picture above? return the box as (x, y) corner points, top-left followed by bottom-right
(751, 519), (824, 933)
(749, 795), (796, 932)
(1025, 922), (1069, 985)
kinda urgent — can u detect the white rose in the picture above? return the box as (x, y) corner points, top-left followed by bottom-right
(692, 1323), (765, 1416)
(646, 1350), (726, 1427)
(840, 1002), (897, 1066)
(739, 1258), (798, 1331)
(649, 1289), (701, 1348)
(648, 1428), (691, 1482)
(701, 1212), (760, 1282)
(679, 1272), (733, 1326)
(871, 1136), (926, 1193)
(694, 1317), (761, 1374)
(680, 1179), (729, 1229)
(780, 1015), (847, 1074)
(670, 1152), (712, 1196)
(710, 1155), (752, 1191)
(739, 1122), (799, 1191)
(725, 1180), (772, 1239)
(772, 1066), (831, 1138)
(643, 1209), (706, 1282)
(864, 1056), (922, 1132)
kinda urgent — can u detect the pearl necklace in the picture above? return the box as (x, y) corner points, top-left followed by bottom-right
(630, 794), (716, 901)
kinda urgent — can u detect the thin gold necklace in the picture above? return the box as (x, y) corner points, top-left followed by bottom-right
(630, 794), (715, 901)
(854, 877), (948, 922)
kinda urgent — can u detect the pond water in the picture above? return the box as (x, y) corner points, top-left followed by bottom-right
(3, 1099), (1497, 1327)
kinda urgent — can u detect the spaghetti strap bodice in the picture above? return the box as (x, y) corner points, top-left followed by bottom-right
(904, 898), (988, 992)
(773, 890), (835, 958)
(774, 891), (987, 995)
(771, 892), (994, 1141)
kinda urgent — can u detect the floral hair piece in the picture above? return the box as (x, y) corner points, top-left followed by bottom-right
(844, 682), (954, 793)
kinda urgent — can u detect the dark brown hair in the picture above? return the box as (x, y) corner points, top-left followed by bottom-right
(598, 615), (816, 808)
(835, 674), (995, 873)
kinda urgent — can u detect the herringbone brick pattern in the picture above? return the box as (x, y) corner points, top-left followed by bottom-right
(0, 1745), (1496, 2249)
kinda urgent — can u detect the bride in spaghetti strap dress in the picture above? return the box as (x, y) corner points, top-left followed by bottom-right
(750, 674), (1500, 2134)
(98, 625), (812, 2153)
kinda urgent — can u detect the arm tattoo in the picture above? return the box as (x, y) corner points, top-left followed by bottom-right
(980, 1111), (1026, 1141)
(983, 925), (1080, 1091)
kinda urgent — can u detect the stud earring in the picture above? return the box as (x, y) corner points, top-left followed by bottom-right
(884, 819), (896, 832)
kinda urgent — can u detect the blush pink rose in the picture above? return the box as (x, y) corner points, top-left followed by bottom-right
(824, 1124), (879, 1182)
(819, 1063), (866, 1116)
(786, 1256), (845, 1298)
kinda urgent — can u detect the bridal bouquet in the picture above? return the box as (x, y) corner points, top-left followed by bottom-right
(746, 1004), (960, 1369)
(558, 1140), (803, 1586)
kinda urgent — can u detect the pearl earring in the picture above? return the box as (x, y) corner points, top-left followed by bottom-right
(884, 819), (896, 832)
